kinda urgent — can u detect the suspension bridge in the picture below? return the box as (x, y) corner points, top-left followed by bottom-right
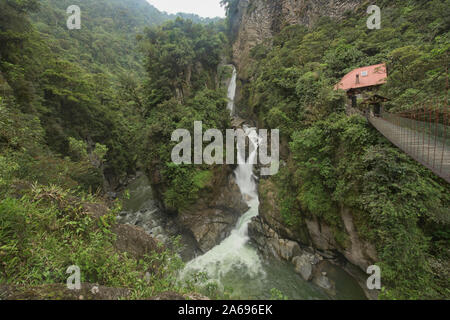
(366, 100), (450, 183)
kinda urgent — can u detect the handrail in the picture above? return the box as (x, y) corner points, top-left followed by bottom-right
(366, 101), (449, 183)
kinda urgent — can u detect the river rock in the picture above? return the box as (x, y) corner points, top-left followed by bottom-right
(311, 262), (337, 296)
(314, 274), (332, 290)
(292, 254), (315, 281)
(278, 240), (301, 261)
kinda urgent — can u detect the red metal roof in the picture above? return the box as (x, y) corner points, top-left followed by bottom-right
(335, 63), (387, 91)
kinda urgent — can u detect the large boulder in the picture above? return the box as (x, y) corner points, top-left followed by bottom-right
(177, 168), (249, 252)
(112, 223), (162, 259)
(314, 273), (333, 291)
(82, 201), (163, 260)
(292, 255), (313, 281)
(278, 239), (302, 261)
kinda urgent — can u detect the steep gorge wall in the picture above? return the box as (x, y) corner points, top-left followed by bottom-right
(248, 178), (378, 299)
(251, 177), (377, 272)
(231, 0), (364, 76)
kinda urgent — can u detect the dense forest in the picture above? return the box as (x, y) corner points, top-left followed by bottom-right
(0, 0), (449, 301)
(0, 0), (228, 298)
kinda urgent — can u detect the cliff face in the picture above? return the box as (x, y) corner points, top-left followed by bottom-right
(231, 0), (363, 75)
(249, 177), (379, 299)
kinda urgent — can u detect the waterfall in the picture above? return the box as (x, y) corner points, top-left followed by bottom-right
(234, 126), (259, 199)
(179, 66), (265, 293)
(227, 65), (237, 114)
(179, 130), (264, 291)
(176, 67), (364, 300)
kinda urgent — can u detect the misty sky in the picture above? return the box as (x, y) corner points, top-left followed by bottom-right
(147, 0), (226, 18)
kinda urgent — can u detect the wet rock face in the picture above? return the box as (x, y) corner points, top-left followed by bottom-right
(121, 169), (248, 258)
(305, 208), (378, 271)
(255, 179), (311, 243)
(248, 216), (304, 261)
(231, 0), (363, 75)
(178, 168), (249, 253)
(249, 176), (377, 299)
(340, 207), (378, 270)
(252, 177), (377, 273)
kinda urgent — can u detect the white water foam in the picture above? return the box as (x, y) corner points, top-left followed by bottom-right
(179, 67), (265, 291)
(226, 65), (237, 114)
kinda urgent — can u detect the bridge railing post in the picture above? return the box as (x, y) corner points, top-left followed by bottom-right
(433, 104), (438, 169)
(422, 108), (425, 162)
(428, 108), (432, 164)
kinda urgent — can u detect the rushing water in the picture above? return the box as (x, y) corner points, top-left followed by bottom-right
(226, 65), (237, 115)
(177, 65), (367, 300)
(121, 165), (366, 299)
(179, 123), (333, 298)
(179, 125), (274, 298)
(121, 67), (367, 300)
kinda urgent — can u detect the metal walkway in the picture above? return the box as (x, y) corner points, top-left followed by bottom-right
(368, 108), (450, 183)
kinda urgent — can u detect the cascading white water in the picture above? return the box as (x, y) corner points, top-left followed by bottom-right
(235, 127), (259, 198)
(179, 67), (266, 293)
(180, 128), (265, 289)
(176, 67), (366, 300)
(227, 65), (237, 114)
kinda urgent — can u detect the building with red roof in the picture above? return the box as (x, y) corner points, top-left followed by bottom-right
(335, 63), (387, 91)
(335, 63), (388, 114)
